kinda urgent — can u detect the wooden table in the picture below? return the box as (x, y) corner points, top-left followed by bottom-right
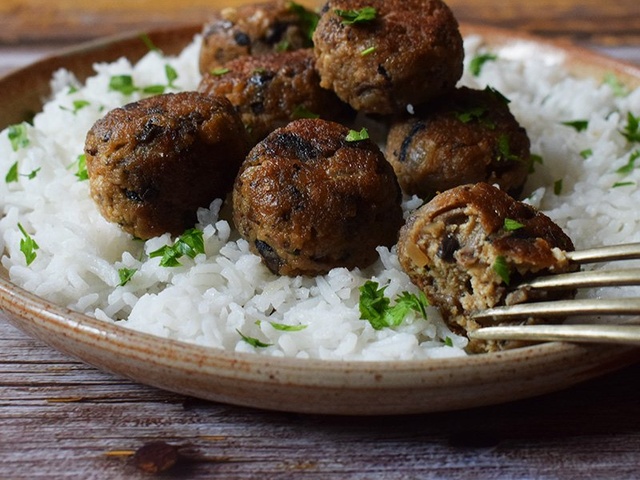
(2, 1), (640, 478)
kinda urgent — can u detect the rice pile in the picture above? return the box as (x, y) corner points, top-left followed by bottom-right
(0, 34), (639, 360)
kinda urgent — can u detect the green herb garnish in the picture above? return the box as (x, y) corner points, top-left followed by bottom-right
(603, 73), (629, 98)
(5, 161), (18, 183)
(210, 67), (230, 76)
(287, 1), (320, 41)
(291, 104), (320, 119)
(345, 127), (369, 142)
(7, 123), (30, 151)
(139, 33), (161, 53)
(18, 223), (39, 266)
(73, 154), (89, 181)
(109, 75), (138, 95)
(360, 45), (376, 56)
(497, 134), (520, 162)
(554, 178), (564, 195)
(444, 337), (454, 347)
(562, 120), (589, 132)
(237, 329), (272, 348)
(117, 267), (137, 286)
(60, 99), (91, 115)
(528, 154), (544, 173)
(613, 181), (636, 188)
(580, 148), (593, 159)
(149, 228), (205, 267)
(504, 218), (525, 231)
(493, 256), (510, 285)
(621, 112), (640, 143)
(469, 52), (497, 76)
(484, 86), (510, 104)
(335, 6), (377, 25)
(358, 281), (429, 330)
(257, 320), (307, 332)
(616, 150), (640, 176)
(455, 106), (487, 124)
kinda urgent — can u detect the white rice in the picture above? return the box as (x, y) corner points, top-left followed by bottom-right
(1, 34), (639, 360)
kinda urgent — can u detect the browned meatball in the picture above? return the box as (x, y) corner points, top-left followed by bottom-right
(199, 49), (351, 145)
(313, 0), (463, 115)
(386, 87), (531, 199)
(233, 118), (403, 276)
(397, 182), (577, 353)
(199, 0), (318, 74)
(85, 92), (250, 240)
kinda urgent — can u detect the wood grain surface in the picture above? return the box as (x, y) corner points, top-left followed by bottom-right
(1, 0), (640, 478)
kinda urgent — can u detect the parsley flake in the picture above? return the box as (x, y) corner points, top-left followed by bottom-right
(139, 33), (161, 53)
(118, 267), (137, 286)
(616, 150), (640, 176)
(109, 75), (138, 95)
(5, 161), (18, 183)
(149, 228), (205, 267)
(562, 120), (589, 132)
(621, 112), (640, 143)
(237, 330), (272, 348)
(360, 45), (376, 56)
(603, 73), (629, 98)
(554, 178), (564, 195)
(504, 218), (525, 231)
(358, 281), (429, 331)
(335, 6), (377, 25)
(257, 320), (307, 332)
(580, 148), (593, 159)
(61, 99), (91, 115)
(613, 181), (636, 188)
(72, 154), (89, 181)
(528, 154), (544, 173)
(493, 256), (510, 285)
(210, 67), (230, 76)
(291, 104), (320, 119)
(287, 1), (320, 41)
(345, 127), (369, 142)
(444, 337), (454, 347)
(18, 223), (39, 266)
(7, 123), (30, 151)
(469, 52), (497, 76)
(497, 134), (520, 162)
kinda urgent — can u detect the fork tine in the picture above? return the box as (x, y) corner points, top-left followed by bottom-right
(472, 298), (640, 322)
(521, 268), (640, 290)
(566, 242), (640, 264)
(469, 324), (640, 346)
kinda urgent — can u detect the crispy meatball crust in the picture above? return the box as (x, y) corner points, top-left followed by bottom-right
(313, 0), (463, 115)
(386, 87), (531, 199)
(199, 49), (351, 145)
(85, 92), (250, 240)
(397, 183), (577, 353)
(233, 118), (404, 276)
(199, 0), (316, 73)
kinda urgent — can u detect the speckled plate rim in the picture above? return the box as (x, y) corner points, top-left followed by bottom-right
(1, 23), (640, 416)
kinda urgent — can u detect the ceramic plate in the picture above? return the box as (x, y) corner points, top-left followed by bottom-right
(1, 22), (639, 415)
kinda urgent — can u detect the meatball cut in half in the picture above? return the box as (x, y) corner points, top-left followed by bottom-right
(199, 49), (351, 145)
(386, 87), (531, 200)
(85, 92), (250, 240)
(199, 0), (318, 73)
(313, 0), (463, 115)
(397, 183), (578, 353)
(233, 118), (404, 277)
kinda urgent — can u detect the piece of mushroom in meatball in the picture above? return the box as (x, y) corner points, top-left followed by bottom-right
(199, 48), (352, 145)
(386, 87), (531, 200)
(397, 182), (577, 353)
(199, 0), (318, 74)
(233, 118), (404, 277)
(313, 0), (464, 115)
(85, 92), (250, 240)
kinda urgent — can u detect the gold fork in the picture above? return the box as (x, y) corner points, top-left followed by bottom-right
(470, 242), (640, 346)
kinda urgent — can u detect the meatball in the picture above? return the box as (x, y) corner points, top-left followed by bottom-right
(313, 0), (463, 115)
(233, 118), (403, 276)
(199, 0), (317, 74)
(386, 87), (531, 199)
(397, 182), (577, 353)
(199, 48), (351, 145)
(85, 92), (250, 240)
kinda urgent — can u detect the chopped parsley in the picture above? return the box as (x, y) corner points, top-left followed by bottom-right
(257, 320), (307, 332)
(139, 33), (161, 53)
(275, 39), (291, 52)
(358, 280), (429, 330)
(528, 154), (544, 173)
(291, 104), (320, 119)
(210, 67), (230, 76)
(109, 75), (138, 95)
(117, 267), (137, 286)
(603, 73), (629, 98)
(73, 154), (89, 181)
(149, 228), (205, 267)
(615, 150), (640, 176)
(360, 45), (376, 56)
(444, 336), (454, 347)
(554, 178), (564, 195)
(287, 1), (320, 41)
(5, 162), (18, 183)
(504, 218), (525, 231)
(237, 329), (272, 348)
(18, 223), (39, 266)
(345, 127), (369, 142)
(455, 106), (487, 124)
(7, 123), (30, 151)
(492, 256), (510, 285)
(561, 119), (589, 132)
(334, 6), (377, 25)
(469, 52), (497, 76)
(164, 64), (179, 88)
(496, 134), (520, 162)
(109, 66), (179, 96)
(580, 148), (593, 159)
(60, 99), (91, 115)
(613, 181), (636, 188)
(621, 112), (640, 143)
(484, 86), (510, 104)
